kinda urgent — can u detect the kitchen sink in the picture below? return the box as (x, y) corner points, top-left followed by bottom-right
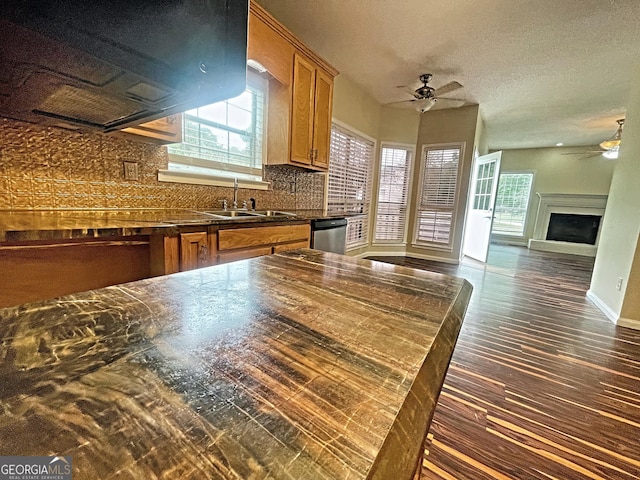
(198, 210), (297, 219)
(253, 210), (297, 217)
(202, 210), (263, 218)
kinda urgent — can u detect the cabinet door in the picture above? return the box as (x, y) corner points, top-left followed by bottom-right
(290, 54), (315, 165)
(312, 70), (333, 169)
(179, 232), (209, 271)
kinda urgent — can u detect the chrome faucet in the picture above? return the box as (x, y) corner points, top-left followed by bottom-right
(232, 178), (239, 209)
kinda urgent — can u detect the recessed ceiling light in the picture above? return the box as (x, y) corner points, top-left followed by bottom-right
(556, 142), (563, 146)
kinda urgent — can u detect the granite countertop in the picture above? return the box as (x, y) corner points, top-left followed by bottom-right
(0, 250), (472, 479)
(0, 209), (361, 242)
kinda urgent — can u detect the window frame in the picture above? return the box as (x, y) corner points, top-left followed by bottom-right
(411, 142), (465, 251)
(491, 170), (535, 237)
(327, 120), (376, 251)
(158, 69), (270, 190)
(373, 142), (415, 245)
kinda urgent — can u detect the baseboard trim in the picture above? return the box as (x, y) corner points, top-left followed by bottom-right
(359, 250), (460, 264)
(617, 317), (640, 331)
(586, 289), (619, 325)
(402, 252), (460, 264)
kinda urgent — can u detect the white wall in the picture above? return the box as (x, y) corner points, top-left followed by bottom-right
(589, 71), (640, 329)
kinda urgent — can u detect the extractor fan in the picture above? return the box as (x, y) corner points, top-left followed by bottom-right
(389, 73), (465, 113)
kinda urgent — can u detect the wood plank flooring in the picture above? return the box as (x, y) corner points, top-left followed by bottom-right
(367, 246), (640, 480)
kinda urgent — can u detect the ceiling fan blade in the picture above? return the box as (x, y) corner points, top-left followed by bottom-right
(561, 151), (604, 155)
(432, 98), (465, 109)
(387, 99), (418, 105)
(435, 81), (463, 96)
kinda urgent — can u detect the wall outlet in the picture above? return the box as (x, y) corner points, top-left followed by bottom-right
(616, 277), (624, 291)
(123, 161), (139, 180)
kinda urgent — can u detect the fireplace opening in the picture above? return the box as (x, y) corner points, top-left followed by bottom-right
(546, 213), (601, 245)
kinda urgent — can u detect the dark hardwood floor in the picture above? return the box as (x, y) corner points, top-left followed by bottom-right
(367, 246), (640, 480)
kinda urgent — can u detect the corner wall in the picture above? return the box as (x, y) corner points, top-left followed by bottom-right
(407, 105), (480, 262)
(588, 71), (640, 329)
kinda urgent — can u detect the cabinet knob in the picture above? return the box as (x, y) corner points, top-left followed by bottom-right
(314, 149), (318, 161)
(309, 148), (314, 161)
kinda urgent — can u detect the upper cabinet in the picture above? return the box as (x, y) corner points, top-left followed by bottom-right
(111, 114), (182, 145)
(290, 54), (333, 168)
(248, 1), (338, 172)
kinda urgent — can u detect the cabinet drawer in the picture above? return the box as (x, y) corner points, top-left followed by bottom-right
(218, 224), (310, 251)
(273, 240), (309, 253)
(218, 246), (273, 264)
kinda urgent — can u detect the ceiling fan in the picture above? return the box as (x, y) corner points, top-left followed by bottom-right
(561, 119), (625, 159)
(389, 73), (465, 113)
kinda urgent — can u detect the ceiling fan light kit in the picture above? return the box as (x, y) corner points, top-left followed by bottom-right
(416, 97), (437, 113)
(599, 119), (624, 150)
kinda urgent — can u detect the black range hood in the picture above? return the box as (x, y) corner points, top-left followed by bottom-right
(0, 0), (248, 132)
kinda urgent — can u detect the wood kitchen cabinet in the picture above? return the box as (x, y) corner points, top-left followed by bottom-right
(179, 232), (209, 271)
(290, 54), (334, 168)
(0, 237), (151, 308)
(151, 222), (309, 274)
(150, 228), (218, 276)
(112, 114), (183, 145)
(217, 223), (310, 264)
(248, 1), (337, 171)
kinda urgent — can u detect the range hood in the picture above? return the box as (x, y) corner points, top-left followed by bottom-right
(0, 0), (248, 132)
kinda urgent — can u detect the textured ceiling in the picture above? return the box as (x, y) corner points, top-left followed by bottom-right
(256, 0), (640, 149)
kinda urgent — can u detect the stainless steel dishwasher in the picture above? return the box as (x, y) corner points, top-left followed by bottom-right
(310, 218), (347, 254)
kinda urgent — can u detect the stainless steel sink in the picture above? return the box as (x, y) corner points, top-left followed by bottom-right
(253, 210), (297, 217)
(197, 210), (297, 219)
(201, 210), (263, 218)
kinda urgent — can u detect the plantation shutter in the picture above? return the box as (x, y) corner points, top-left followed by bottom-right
(414, 144), (463, 248)
(374, 146), (413, 243)
(327, 124), (374, 249)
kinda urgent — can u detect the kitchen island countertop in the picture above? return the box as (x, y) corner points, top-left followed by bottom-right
(0, 250), (471, 479)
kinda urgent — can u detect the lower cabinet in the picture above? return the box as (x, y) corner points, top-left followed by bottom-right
(0, 236), (151, 308)
(217, 223), (310, 264)
(150, 222), (311, 275)
(179, 232), (210, 271)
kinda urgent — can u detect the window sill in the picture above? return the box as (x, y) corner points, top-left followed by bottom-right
(158, 169), (271, 190)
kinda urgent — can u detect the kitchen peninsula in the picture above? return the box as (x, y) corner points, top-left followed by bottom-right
(0, 250), (471, 479)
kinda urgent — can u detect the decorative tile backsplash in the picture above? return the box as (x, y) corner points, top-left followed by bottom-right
(0, 118), (326, 210)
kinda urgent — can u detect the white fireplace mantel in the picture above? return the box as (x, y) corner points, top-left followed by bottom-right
(528, 193), (608, 257)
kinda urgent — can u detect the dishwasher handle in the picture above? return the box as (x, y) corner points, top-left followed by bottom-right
(311, 218), (348, 230)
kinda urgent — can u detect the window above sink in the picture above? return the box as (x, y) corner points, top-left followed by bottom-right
(158, 69), (270, 190)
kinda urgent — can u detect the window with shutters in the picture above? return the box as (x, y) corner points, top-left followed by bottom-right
(327, 123), (375, 250)
(413, 143), (464, 250)
(492, 172), (534, 236)
(374, 144), (414, 244)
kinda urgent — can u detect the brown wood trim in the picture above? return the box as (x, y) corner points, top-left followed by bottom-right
(249, 0), (339, 77)
(150, 234), (179, 276)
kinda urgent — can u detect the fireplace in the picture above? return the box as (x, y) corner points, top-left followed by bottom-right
(546, 213), (601, 244)
(528, 193), (607, 257)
